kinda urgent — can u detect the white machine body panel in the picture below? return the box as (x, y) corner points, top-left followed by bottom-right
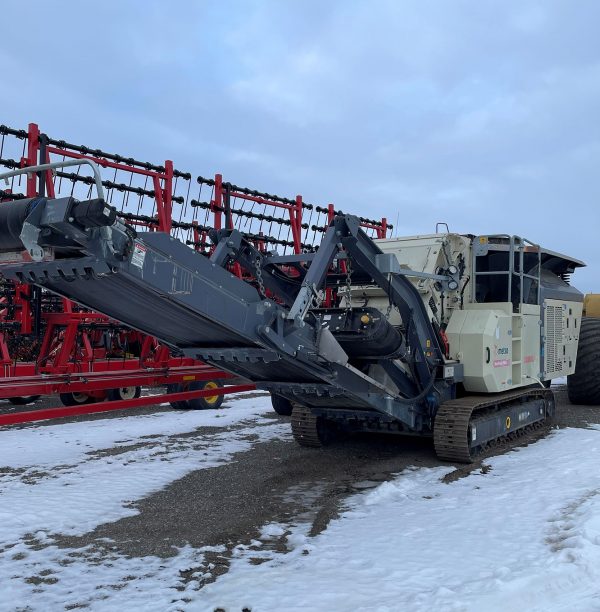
(543, 299), (582, 378)
(446, 303), (520, 393)
(349, 232), (584, 394)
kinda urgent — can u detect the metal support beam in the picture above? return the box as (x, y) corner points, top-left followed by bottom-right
(287, 224), (341, 321)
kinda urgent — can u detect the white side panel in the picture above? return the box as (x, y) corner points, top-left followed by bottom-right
(446, 303), (544, 392)
(543, 299), (582, 379)
(446, 306), (514, 393)
(518, 312), (541, 385)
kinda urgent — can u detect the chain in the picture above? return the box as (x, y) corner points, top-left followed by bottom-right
(384, 276), (396, 320)
(255, 257), (266, 298)
(344, 258), (353, 314)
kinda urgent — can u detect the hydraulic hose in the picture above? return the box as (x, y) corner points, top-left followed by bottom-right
(394, 366), (438, 404)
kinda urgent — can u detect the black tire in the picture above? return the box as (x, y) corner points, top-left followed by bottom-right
(166, 384), (188, 410)
(271, 394), (293, 416)
(59, 392), (95, 407)
(187, 380), (224, 410)
(167, 380), (224, 410)
(8, 396), (41, 405)
(567, 317), (600, 405)
(106, 386), (142, 401)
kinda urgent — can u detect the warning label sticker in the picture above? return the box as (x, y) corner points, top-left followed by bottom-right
(131, 242), (147, 268)
(493, 359), (510, 368)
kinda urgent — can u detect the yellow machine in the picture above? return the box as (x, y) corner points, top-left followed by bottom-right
(567, 293), (600, 404)
(583, 294), (600, 318)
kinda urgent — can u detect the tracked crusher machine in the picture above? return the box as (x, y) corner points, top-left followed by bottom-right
(0, 163), (592, 462)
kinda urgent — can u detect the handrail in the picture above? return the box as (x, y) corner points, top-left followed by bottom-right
(0, 159), (105, 200)
(471, 234), (542, 309)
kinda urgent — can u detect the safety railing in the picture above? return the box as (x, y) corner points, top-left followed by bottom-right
(471, 234), (542, 310)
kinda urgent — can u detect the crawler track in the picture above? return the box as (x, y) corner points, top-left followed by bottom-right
(434, 387), (555, 463)
(291, 404), (324, 447)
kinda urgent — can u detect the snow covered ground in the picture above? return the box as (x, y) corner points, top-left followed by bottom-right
(0, 392), (288, 610)
(1, 394), (599, 611)
(202, 425), (600, 612)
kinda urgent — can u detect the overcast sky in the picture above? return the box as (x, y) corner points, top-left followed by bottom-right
(1, 1), (599, 290)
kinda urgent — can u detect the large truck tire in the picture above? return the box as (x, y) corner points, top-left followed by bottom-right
(271, 394), (293, 416)
(567, 317), (600, 405)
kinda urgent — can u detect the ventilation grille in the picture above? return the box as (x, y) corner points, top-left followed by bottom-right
(545, 305), (564, 374)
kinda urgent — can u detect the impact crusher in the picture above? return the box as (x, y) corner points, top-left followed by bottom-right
(0, 163), (593, 462)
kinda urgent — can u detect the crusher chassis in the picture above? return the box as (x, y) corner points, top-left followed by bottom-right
(0, 161), (585, 462)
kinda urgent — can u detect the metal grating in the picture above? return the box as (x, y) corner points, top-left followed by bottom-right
(545, 305), (564, 374)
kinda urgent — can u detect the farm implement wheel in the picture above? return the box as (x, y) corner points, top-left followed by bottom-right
(59, 392), (96, 407)
(167, 380), (224, 410)
(8, 396), (41, 405)
(107, 386), (142, 401)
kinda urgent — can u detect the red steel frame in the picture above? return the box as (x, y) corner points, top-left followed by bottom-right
(0, 383), (256, 427)
(0, 123), (236, 407)
(2, 364), (236, 400)
(191, 176), (388, 257)
(210, 175), (304, 250)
